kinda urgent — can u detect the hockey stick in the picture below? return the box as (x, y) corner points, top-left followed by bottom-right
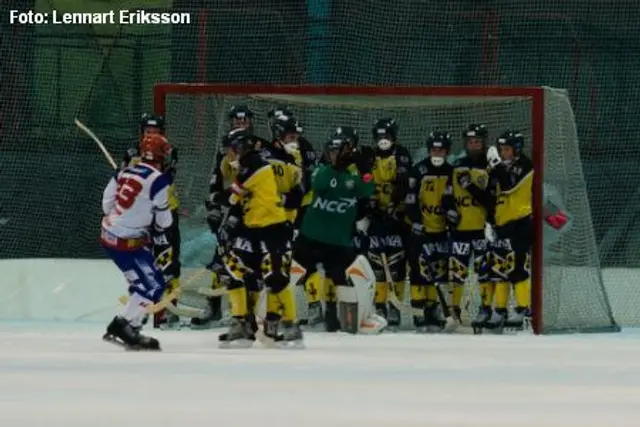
(381, 252), (422, 317)
(118, 268), (208, 317)
(196, 207), (233, 298)
(74, 118), (118, 169)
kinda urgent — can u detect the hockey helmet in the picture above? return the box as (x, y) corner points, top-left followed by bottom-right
(372, 118), (398, 150)
(140, 133), (172, 164)
(497, 130), (524, 155)
(139, 113), (165, 134)
(426, 131), (452, 167)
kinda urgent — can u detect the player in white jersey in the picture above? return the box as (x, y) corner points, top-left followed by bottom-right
(101, 133), (174, 351)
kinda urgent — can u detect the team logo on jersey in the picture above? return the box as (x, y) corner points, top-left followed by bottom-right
(476, 175), (486, 187)
(345, 179), (354, 189)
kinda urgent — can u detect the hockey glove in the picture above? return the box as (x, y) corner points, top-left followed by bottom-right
(456, 170), (472, 189)
(354, 146), (376, 175)
(121, 147), (138, 170)
(411, 222), (423, 236)
(486, 146), (502, 169)
(484, 222), (497, 243)
(445, 209), (460, 227)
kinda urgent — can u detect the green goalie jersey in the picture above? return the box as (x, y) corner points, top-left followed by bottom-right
(300, 164), (374, 247)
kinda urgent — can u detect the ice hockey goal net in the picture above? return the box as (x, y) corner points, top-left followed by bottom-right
(154, 84), (619, 335)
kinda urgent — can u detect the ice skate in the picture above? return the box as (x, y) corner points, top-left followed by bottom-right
(505, 307), (528, 330)
(157, 310), (181, 330)
(307, 301), (324, 327)
(279, 321), (305, 349)
(471, 306), (492, 335)
(218, 317), (255, 349)
(387, 304), (401, 331)
(325, 301), (341, 332)
(425, 304), (446, 333)
(103, 316), (161, 351)
(190, 296), (222, 330)
(484, 308), (506, 334)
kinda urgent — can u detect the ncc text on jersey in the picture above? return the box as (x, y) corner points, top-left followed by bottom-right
(9, 10), (192, 25)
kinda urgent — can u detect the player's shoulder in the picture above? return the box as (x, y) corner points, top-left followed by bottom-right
(516, 155), (533, 171)
(452, 155), (472, 168)
(412, 158), (430, 174)
(299, 136), (314, 152)
(509, 155), (533, 179)
(237, 152), (270, 182)
(394, 144), (412, 160)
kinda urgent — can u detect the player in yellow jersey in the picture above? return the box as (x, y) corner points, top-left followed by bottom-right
(368, 118), (413, 328)
(267, 106), (317, 234)
(121, 113), (181, 329)
(479, 130), (533, 333)
(218, 130), (302, 348)
(197, 106), (269, 328)
(262, 115), (305, 229)
(406, 131), (456, 332)
(449, 124), (494, 328)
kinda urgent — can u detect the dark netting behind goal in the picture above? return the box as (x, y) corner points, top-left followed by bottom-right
(158, 86), (618, 334)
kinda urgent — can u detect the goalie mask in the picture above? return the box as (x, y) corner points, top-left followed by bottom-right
(372, 118), (398, 151)
(271, 115), (300, 155)
(426, 131), (452, 167)
(463, 124), (488, 159)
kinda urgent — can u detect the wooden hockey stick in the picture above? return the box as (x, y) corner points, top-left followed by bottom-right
(118, 268), (208, 317)
(198, 286), (227, 297)
(74, 118), (118, 169)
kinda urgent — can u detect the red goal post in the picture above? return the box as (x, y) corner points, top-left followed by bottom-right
(153, 83), (617, 336)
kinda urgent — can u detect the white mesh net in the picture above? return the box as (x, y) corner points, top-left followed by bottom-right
(160, 86), (618, 334)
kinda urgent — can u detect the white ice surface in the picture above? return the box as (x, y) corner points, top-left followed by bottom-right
(0, 322), (639, 427)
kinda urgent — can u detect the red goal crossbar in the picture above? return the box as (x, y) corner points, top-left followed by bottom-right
(153, 83), (545, 335)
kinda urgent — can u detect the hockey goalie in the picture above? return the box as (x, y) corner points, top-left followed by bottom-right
(290, 126), (386, 334)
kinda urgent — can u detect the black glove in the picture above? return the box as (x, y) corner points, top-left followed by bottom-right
(354, 146), (375, 175)
(205, 201), (226, 233)
(446, 209), (460, 227)
(121, 147), (138, 170)
(456, 171), (472, 189)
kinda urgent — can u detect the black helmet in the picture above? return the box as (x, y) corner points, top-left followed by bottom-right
(140, 113), (165, 134)
(227, 129), (256, 156)
(227, 104), (254, 121)
(267, 105), (294, 121)
(497, 130), (524, 155)
(371, 118), (398, 141)
(426, 131), (453, 151)
(328, 126), (359, 150)
(271, 115), (299, 141)
(463, 124), (488, 140)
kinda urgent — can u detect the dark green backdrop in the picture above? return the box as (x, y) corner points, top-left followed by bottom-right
(1, 0), (638, 266)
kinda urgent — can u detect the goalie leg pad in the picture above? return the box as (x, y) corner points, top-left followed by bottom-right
(336, 255), (385, 334)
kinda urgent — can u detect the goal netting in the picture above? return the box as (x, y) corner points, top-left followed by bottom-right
(156, 84), (618, 334)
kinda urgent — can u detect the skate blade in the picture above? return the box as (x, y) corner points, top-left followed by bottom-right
(218, 338), (254, 349)
(255, 330), (305, 349)
(102, 335), (161, 352)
